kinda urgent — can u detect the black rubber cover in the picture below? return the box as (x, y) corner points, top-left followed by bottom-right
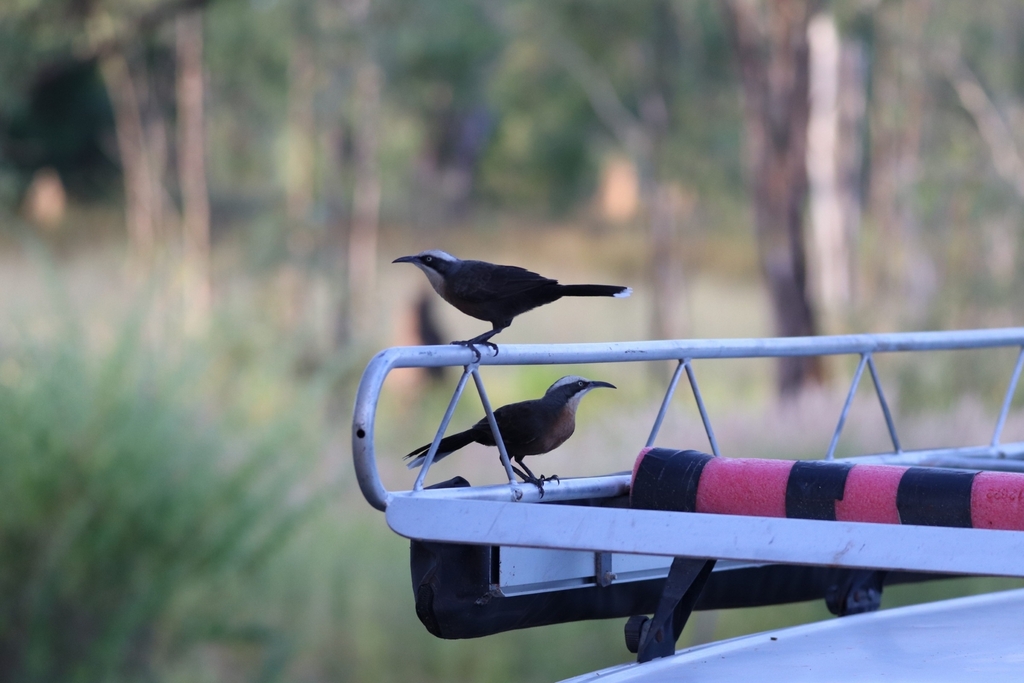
(630, 448), (714, 512)
(785, 460), (854, 521)
(897, 467), (977, 527)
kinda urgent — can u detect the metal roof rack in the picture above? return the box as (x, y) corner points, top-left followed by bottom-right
(352, 328), (1024, 658)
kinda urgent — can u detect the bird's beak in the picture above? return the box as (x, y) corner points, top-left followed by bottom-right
(392, 255), (417, 264)
(588, 380), (616, 390)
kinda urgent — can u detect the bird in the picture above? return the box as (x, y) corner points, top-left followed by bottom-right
(392, 250), (631, 354)
(404, 375), (615, 487)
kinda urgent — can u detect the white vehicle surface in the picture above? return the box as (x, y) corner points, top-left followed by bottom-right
(562, 588), (1024, 682)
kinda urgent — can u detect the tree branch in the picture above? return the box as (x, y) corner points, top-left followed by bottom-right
(939, 45), (1024, 200)
(479, 0), (650, 165)
(82, 0), (216, 63)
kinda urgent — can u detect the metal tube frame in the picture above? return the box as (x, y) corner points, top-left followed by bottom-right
(353, 328), (1024, 511)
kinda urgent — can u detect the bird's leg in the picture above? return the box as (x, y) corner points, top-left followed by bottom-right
(511, 465), (533, 483)
(519, 459), (558, 484)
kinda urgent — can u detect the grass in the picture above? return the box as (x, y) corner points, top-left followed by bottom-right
(0, 307), (321, 682)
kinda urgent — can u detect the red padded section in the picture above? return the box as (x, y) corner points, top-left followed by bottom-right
(633, 448), (1024, 530)
(971, 472), (1024, 531)
(695, 457), (793, 518)
(834, 464), (906, 524)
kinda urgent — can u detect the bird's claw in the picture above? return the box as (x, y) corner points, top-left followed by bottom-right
(450, 339), (499, 362)
(453, 339), (482, 362)
(529, 476), (546, 498)
(528, 473), (558, 496)
(512, 465), (546, 497)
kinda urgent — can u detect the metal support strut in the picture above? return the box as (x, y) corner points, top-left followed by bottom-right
(624, 558), (717, 663)
(825, 570), (887, 617)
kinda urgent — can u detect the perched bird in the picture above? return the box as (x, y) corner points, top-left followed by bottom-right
(404, 375), (615, 486)
(392, 250), (631, 353)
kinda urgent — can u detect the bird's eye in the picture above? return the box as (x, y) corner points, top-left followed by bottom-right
(578, 380), (585, 387)
(423, 255), (433, 263)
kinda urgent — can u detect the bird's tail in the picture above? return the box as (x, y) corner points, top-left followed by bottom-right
(404, 429), (479, 469)
(557, 284), (632, 298)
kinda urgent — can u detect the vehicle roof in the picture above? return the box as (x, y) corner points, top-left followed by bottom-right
(560, 588), (1024, 683)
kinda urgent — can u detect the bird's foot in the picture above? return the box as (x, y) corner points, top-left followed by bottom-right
(450, 338), (499, 362)
(527, 476), (546, 497)
(512, 465), (546, 497)
(539, 473), (559, 484)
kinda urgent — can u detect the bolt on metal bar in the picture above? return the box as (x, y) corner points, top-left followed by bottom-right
(646, 360), (687, 448)
(866, 355), (902, 453)
(992, 346), (1024, 447)
(413, 366), (474, 491)
(471, 368), (519, 485)
(826, 353), (869, 461)
(685, 359), (721, 457)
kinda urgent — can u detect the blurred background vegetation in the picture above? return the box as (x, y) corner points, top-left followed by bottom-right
(1, 0), (1024, 681)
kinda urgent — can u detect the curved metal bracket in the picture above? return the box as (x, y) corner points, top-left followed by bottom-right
(353, 329), (1024, 512)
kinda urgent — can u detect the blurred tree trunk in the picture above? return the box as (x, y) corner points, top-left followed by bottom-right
(807, 13), (867, 333)
(806, 13), (844, 330)
(286, 42), (317, 226)
(91, 5), (204, 276)
(176, 10), (211, 334)
(98, 51), (157, 270)
(725, 0), (823, 397)
(643, 3), (689, 343)
(941, 45), (1024, 199)
(649, 182), (694, 341)
(865, 0), (932, 327)
(348, 60), (382, 341)
(835, 39), (868, 307)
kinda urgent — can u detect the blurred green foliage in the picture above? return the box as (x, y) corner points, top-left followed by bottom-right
(0, 311), (319, 682)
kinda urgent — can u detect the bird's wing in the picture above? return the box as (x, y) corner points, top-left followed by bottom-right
(450, 261), (557, 305)
(466, 399), (547, 450)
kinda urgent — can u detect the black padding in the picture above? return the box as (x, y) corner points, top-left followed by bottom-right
(896, 467), (977, 527)
(410, 535), (950, 639)
(631, 448), (715, 512)
(785, 460), (854, 520)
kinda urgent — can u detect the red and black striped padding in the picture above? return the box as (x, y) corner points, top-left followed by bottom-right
(630, 447), (1024, 530)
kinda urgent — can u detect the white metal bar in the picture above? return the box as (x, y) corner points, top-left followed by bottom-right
(850, 442), (1024, 467)
(493, 551), (758, 597)
(645, 360), (686, 448)
(363, 328), (1024, 370)
(470, 368), (520, 486)
(391, 473), (631, 505)
(386, 497), (1024, 577)
(413, 367), (473, 491)
(866, 355), (902, 453)
(684, 359), (721, 457)
(826, 354), (868, 460)
(992, 346), (1024, 447)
